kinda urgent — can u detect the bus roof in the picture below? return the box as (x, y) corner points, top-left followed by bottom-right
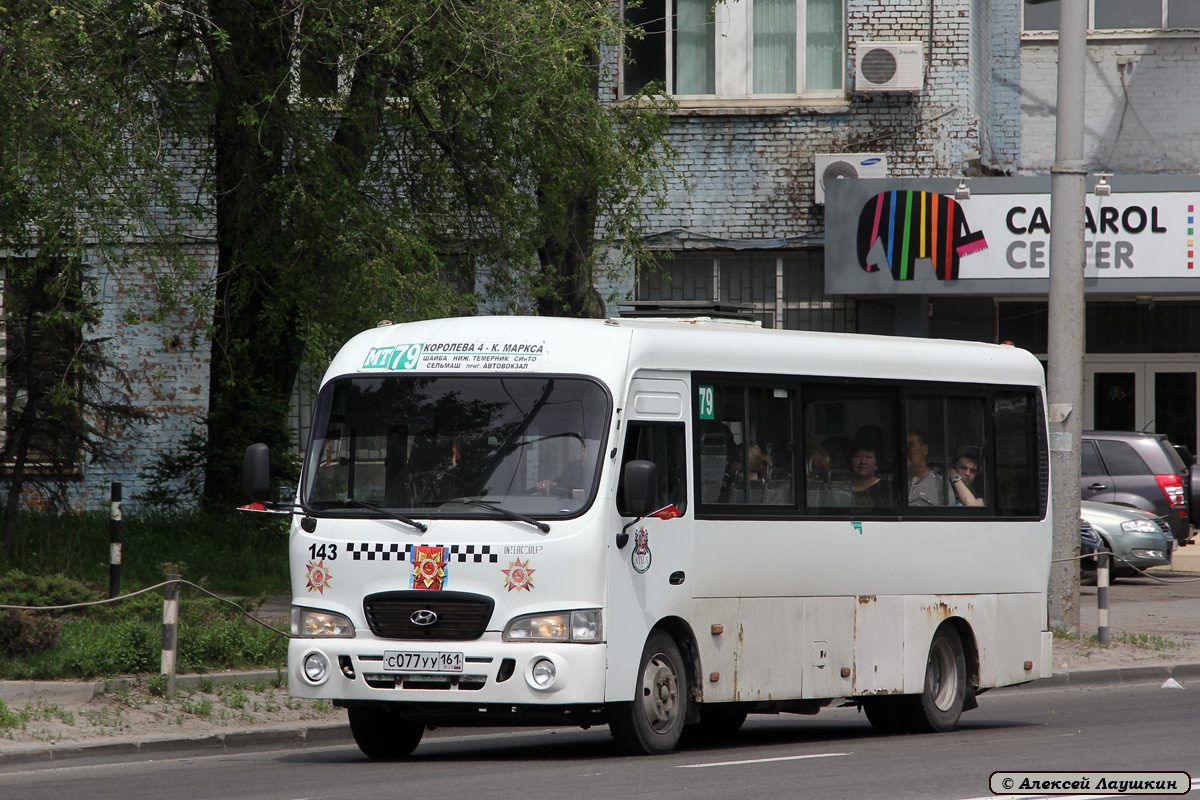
(323, 315), (1045, 391)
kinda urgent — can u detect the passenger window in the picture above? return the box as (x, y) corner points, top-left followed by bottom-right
(1081, 440), (1105, 476)
(804, 386), (897, 514)
(1096, 440), (1150, 476)
(993, 391), (1044, 516)
(618, 423), (687, 516)
(905, 398), (950, 508)
(696, 382), (794, 508)
(946, 396), (987, 510)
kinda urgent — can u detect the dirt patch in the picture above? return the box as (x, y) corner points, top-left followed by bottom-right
(0, 676), (343, 747)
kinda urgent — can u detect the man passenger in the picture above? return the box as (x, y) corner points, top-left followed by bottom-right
(907, 430), (947, 506)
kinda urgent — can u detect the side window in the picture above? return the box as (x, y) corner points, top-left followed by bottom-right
(1081, 440), (1105, 476)
(993, 391), (1043, 516)
(618, 423), (687, 516)
(1096, 440), (1150, 476)
(904, 395), (988, 510)
(905, 397), (950, 508)
(696, 382), (794, 508)
(803, 386), (898, 514)
(946, 396), (988, 510)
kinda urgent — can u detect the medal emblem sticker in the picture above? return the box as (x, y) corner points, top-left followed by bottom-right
(631, 527), (652, 574)
(411, 545), (448, 590)
(305, 560), (331, 594)
(502, 558), (536, 592)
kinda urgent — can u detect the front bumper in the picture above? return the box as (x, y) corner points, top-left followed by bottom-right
(288, 632), (610, 708)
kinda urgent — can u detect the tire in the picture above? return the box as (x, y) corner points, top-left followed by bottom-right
(861, 696), (906, 735)
(348, 706), (425, 759)
(610, 631), (689, 755)
(898, 625), (967, 733)
(682, 706), (748, 744)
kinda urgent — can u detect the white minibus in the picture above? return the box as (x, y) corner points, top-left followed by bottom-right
(243, 310), (1052, 757)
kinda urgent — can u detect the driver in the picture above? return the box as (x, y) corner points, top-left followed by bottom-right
(537, 441), (589, 494)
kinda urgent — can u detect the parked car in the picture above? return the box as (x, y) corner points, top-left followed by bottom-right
(1079, 515), (1101, 582)
(1080, 499), (1174, 578)
(1081, 430), (1195, 547)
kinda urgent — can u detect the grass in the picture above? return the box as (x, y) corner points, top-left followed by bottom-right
(0, 507), (291, 681)
(1054, 626), (1189, 651)
(0, 507), (289, 595)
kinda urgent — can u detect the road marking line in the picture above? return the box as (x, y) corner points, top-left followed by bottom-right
(677, 752), (850, 769)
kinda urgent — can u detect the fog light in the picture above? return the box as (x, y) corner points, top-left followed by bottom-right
(304, 652), (329, 684)
(1132, 549), (1165, 560)
(531, 658), (556, 688)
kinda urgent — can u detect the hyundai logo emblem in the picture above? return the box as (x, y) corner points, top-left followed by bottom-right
(411, 609), (438, 626)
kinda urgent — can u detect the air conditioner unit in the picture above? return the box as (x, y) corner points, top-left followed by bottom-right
(855, 41), (924, 92)
(813, 153), (889, 204)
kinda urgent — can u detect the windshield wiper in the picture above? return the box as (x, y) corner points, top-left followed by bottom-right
(450, 499), (550, 533)
(340, 498), (429, 532)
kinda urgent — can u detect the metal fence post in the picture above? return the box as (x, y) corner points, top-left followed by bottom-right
(109, 482), (122, 598)
(1097, 553), (1110, 646)
(161, 573), (180, 697)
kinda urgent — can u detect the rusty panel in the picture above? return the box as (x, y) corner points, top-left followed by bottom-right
(853, 594), (906, 694)
(730, 598), (806, 701)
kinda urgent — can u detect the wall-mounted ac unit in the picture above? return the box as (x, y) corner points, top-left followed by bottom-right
(813, 153), (889, 204)
(855, 41), (924, 92)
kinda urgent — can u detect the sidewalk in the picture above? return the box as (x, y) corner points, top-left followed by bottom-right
(5, 553), (1200, 768)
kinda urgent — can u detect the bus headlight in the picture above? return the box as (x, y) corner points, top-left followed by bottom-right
(503, 609), (603, 643)
(291, 607), (356, 638)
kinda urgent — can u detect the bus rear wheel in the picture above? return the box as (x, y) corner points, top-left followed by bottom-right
(899, 625), (967, 733)
(348, 706), (425, 759)
(610, 631), (689, 755)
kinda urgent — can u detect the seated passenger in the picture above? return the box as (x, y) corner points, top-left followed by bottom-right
(906, 429), (947, 507)
(850, 443), (892, 511)
(949, 446), (985, 507)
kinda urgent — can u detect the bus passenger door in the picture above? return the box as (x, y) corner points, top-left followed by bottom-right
(605, 379), (695, 702)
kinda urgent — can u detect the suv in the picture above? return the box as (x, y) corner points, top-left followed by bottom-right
(1081, 430), (1196, 547)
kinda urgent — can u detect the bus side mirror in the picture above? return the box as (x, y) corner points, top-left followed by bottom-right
(622, 459), (658, 518)
(243, 443), (271, 501)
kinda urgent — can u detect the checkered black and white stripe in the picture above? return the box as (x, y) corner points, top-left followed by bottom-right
(345, 543), (498, 563)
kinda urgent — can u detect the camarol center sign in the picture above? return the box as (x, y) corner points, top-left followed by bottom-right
(825, 175), (1200, 296)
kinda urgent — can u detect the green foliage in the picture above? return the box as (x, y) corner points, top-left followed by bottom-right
(0, 570), (99, 610)
(0, 594), (287, 680)
(0, 509), (289, 595)
(0, 611), (63, 656)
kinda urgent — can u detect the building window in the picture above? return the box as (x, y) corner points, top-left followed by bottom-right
(622, 0), (844, 100)
(1023, 0), (1200, 33)
(637, 251), (856, 332)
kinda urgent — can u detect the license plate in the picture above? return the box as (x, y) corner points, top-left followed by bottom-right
(382, 651), (464, 673)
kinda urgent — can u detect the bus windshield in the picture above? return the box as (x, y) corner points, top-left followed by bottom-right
(302, 375), (610, 518)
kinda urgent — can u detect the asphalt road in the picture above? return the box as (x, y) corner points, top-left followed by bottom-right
(4, 681), (1199, 800)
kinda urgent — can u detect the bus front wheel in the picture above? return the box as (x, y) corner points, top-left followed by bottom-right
(900, 625), (967, 733)
(610, 631), (689, 755)
(348, 706), (425, 759)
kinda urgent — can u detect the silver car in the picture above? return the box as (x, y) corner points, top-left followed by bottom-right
(1080, 500), (1174, 578)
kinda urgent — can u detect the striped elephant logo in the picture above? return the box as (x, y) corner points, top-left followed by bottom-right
(857, 190), (988, 280)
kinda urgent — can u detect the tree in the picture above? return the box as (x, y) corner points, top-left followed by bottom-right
(3, 0), (673, 506)
(0, 2), (201, 548)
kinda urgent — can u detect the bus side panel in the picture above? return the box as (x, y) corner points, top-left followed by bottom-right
(803, 596), (856, 699)
(899, 595), (998, 693)
(852, 595), (906, 695)
(991, 593), (1051, 683)
(692, 598), (740, 702)
(727, 598), (805, 701)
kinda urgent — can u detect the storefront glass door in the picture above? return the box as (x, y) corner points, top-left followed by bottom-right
(1084, 362), (1199, 454)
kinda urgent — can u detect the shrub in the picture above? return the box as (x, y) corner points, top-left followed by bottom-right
(0, 611), (62, 656)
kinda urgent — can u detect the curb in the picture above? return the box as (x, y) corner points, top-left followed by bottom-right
(0, 722), (353, 769)
(1028, 661), (1200, 689)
